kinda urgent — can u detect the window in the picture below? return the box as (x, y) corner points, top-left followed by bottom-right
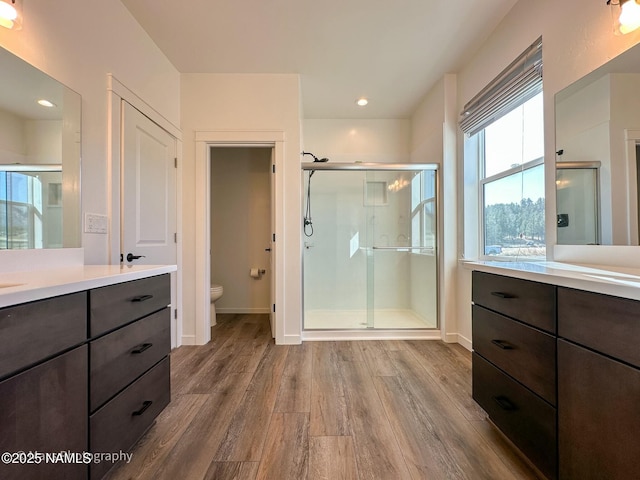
(410, 169), (436, 253)
(481, 92), (545, 257)
(460, 37), (545, 259)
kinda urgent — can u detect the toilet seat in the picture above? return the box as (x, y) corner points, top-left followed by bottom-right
(210, 284), (223, 302)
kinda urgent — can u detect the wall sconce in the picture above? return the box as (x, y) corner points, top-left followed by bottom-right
(0, 0), (22, 30)
(608, 0), (640, 34)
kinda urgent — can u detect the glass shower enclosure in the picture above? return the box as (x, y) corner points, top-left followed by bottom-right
(302, 163), (438, 330)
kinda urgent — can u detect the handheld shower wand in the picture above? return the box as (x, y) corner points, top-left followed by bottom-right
(301, 152), (330, 236)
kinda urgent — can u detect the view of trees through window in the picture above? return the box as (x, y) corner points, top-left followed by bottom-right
(481, 92), (545, 257)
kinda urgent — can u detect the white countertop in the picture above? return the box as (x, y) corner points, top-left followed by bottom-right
(463, 260), (640, 301)
(0, 264), (177, 308)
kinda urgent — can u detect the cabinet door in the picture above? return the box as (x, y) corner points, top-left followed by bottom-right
(558, 339), (640, 479)
(0, 346), (88, 480)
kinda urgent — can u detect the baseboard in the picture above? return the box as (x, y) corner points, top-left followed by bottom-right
(216, 307), (270, 314)
(444, 332), (472, 351)
(181, 334), (197, 345)
(281, 334), (302, 345)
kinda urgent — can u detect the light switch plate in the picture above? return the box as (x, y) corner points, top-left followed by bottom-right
(85, 213), (108, 234)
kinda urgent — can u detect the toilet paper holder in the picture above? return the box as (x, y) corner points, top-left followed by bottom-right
(250, 268), (266, 278)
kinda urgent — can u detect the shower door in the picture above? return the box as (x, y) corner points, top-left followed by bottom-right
(302, 164), (438, 330)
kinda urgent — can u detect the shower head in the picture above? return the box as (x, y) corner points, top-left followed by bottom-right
(302, 151), (330, 163)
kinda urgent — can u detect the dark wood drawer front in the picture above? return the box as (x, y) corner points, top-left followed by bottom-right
(472, 305), (556, 404)
(90, 356), (170, 480)
(558, 287), (640, 368)
(473, 353), (557, 480)
(558, 339), (640, 479)
(90, 274), (170, 337)
(472, 271), (556, 333)
(0, 346), (88, 480)
(90, 308), (170, 412)
(0, 292), (87, 379)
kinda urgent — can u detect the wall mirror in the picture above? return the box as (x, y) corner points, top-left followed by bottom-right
(0, 47), (81, 249)
(555, 44), (640, 245)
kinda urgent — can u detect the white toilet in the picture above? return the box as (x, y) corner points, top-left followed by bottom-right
(210, 284), (224, 326)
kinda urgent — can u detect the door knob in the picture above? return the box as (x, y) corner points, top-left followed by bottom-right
(265, 248), (272, 252)
(126, 253), (146, 262)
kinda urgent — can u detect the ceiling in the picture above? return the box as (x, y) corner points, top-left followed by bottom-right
(120, 0), (517, 119)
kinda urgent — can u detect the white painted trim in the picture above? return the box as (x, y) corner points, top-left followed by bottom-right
(283, 334), (302, 345)
(195, 131), (285, 345)
(107, 75), (181, 140)
(180, 334), (197, 346)
(302, 329), (442, 341)
(217, 308), (271, 314)
(195, 130), (285, 143)
(195, 140), (211, 345)
(445, 332), (472, 351)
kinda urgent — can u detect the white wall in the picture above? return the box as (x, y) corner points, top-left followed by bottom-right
(210, 148), (271, 313)
(181, 73), (301, 343)
(410, 75), (459, 345)
(0, 0), (180, 265)
(303, 119), (410, 163)
(433, 0), (640, 347)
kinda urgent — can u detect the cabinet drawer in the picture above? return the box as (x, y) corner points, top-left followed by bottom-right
(0, 346), (88, 480)
(90, 274), (170, 337)
(90, 308), (170, 412)
(90, 356), (170, 480)
(472, 271), (556, 333)
(0, 292), (86, 379)
(558, 339), (640, 479)
(473, 353), (557, 480)
(558, 287), (640, 368)
(472, 305), (556, 404)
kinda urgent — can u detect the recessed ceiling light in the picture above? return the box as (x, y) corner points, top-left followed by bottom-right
(37, 99), (56, 108)
(356, 98), (368, 107)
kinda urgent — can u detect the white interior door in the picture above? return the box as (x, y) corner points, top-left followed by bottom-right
(121, 100), (178, 343)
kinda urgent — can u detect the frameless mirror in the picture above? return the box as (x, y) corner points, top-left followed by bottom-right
(0, 47), (81, 249)
(555, 44), (640, 245)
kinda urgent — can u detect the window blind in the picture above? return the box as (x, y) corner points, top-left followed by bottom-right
(460, 37), (542, 137)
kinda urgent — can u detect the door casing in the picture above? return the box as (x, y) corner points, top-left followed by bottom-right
(195, 131), (284, 345)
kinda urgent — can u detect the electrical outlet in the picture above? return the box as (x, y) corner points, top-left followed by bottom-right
(85, 213), (108, 234)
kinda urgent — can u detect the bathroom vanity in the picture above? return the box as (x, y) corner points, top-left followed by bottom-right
(0, 265), (175, 480)
(470, 263), (640, 480)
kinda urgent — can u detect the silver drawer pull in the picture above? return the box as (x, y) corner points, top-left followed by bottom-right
(131, 343), (153, 354)
(493, 396), (517, 411)
(131, 294), (153, 303)
(132, 400), (153, 416)
(491, 291), (515, 299)
(491, 339), (514, 350)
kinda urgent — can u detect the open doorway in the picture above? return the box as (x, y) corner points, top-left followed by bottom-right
(209, 147), (273, 332)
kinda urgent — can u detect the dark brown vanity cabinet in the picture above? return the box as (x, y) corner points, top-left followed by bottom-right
(88, 274), (171, 480)
(0, 273), (171, 480)
(0, 293), (88, 480)
(473, 271), (640, 480)
(557, 287), (640, 479)
(472, 271), (557, 480)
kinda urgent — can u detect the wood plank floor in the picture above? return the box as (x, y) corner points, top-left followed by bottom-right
(107, 314), (542, 480)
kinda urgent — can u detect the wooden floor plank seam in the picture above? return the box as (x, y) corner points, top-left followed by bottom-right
(106, 314), (541, 480)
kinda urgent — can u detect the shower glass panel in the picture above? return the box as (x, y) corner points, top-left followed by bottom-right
(302, 164), (437, 330)
(556, 166), (599, 245)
